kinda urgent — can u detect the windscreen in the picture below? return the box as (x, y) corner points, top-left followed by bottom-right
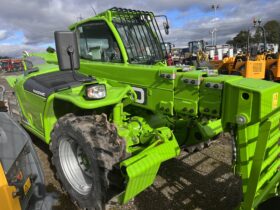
(190, 41), (204, 54)
(111, 8), (166, 64)
(77, 21), (123, 63)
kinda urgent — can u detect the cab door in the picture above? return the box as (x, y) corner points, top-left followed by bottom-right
(76, 20), (175, 114)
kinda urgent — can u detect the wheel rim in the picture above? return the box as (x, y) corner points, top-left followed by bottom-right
(59, 137), (92, 195)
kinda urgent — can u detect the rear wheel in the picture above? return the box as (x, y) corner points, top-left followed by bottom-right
(265, 69), (275, 81)
(219, 67), (229, 75)
(232, 71), (241, 76)
(50, 113), (126, 210)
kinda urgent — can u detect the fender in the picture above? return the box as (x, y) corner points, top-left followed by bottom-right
(43, 83), (135, 143)
(5, 76), (18, 89)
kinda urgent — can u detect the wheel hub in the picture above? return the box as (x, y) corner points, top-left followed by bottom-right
(59, 137), (93, 195)
(76, 146), (93, 177)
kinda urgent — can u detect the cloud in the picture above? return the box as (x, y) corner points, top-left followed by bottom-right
(0, 0), (279, 56)
(0, 0), (76, 45)
(164, 0), (280, 45)
(0, 44), (44, 57)
(0, 30), (7, 40)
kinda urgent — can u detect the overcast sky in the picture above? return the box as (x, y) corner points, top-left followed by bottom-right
(0, 0), (279, 57)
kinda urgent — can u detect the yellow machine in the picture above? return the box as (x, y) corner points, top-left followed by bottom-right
(186, 40), (210, 67)
(0, 163), (22, 210)
(212, 19), (269, 79)
(231, 19), (267, 79)
(0, 85), (54, 210)
(265, 53), (280, 81)
(210, 53), (266, 79)
(230, 53), (266, 78)
(210, 56), (235, 74)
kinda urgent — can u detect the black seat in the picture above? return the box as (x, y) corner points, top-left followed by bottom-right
(24, 71), (95, 98)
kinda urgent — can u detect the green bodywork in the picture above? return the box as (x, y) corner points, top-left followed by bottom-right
(7, 65), (133, 144)
(222, 78), (280, 209)
(8, 7), (280, 210)
(6, 63), (180, 205)
(39, 52), (224, 146)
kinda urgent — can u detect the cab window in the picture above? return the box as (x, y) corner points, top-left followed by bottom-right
(76, 21), (122, 63)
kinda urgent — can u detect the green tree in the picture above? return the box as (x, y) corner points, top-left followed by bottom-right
(253, 27), (262, 44)
(227, 19), (280, 50)
(264, 20), (280, 44)
(228, 30), (250, 49)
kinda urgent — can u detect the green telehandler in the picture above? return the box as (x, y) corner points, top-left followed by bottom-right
(7, 7), (280, 210)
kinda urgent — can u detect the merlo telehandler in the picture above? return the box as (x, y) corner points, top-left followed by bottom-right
(7, 8), (280, 210)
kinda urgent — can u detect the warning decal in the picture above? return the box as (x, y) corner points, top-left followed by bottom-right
(272, 92), (278, 109)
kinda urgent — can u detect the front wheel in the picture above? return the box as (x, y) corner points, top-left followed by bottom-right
(50, 114), (126, 210)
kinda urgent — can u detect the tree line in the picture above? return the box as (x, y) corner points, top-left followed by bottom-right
(226, 20), (280, 49)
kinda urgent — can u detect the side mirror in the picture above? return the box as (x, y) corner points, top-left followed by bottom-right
(163, 22), (169, 35)
(46, 46), (55, 53)
(155, 15), (170, 35)
(54, 31), (80, 71)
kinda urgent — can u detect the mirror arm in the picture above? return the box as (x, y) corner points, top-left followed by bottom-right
(67, 46), (92, 82)
(155, 15), (169, 35)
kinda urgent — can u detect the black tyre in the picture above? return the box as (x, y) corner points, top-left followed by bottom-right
(50, 113), (126, 210)
(265, 69), (275, 81)
(219, 67), (229, 75)
(232, 71), (241, 75)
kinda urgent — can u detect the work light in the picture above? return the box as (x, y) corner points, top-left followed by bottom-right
(86, 84), (106, 99)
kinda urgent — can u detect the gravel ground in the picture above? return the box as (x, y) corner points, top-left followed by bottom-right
(0, 71), (243, 210)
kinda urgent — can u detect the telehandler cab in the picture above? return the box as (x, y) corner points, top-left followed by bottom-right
(7, 7), (280, 210)
(186, 40), (209, 68)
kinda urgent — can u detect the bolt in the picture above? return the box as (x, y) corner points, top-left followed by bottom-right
(236, 115), (247, 125)
(160, 107), (164, 111)
(166, 108), (170, 112)
(183, 79), (189, 83)
(183, 107), (187, 112)
(191, 80), (195, 84)
(204, 108), (209, 112)
(189, 109), (194, 113)
(213, 84), (219, 89)
(205, 83), (211, 88)
(167, 74), (171, 79)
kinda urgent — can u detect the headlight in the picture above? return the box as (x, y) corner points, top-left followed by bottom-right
(86, 84), (106, 99)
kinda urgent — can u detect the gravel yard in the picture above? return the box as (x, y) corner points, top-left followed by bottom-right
(1, 71), (243, 210)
